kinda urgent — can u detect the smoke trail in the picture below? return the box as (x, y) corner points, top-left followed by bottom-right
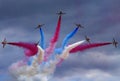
(44, 43), (57, 61)
(7, 42), (38, 57)
(27, 45), (45, 65)
(44, 15), (61, 61)
(51, 15), (61, 43)
(55, 27), (79, 54)
(8, 42), (111, 81)
(62, 27), (79, 49)
(70, 42), (112, 53)
(26, 28), (45, 65)
(57, 40), (85, 65)
(33, 45), (44, 64)
(9, 45), (57, 81)
(9, 60), (57, 81)
(39, 28), (45, 49)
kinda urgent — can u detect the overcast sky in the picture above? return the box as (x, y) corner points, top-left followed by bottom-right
(0, 0), (120, 81)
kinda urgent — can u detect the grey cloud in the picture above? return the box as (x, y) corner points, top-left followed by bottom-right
(54, 51), (120, 77)
(52, 69), (120, 81)
(0, 0), (80, 20)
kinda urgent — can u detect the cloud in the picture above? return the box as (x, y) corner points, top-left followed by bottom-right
(54, 51), (120, 79)
(52, 69), (120, 81)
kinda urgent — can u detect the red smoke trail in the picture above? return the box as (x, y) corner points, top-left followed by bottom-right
(51, 15), (61, 43)
(7, 42), (38, 57)
(44, 16), (61, 61)
(70, 42), (112, 53)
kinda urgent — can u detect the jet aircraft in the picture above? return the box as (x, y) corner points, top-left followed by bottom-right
(1, 38), (7, 48)
(112, 38), (118, 48)
(56, 11), (66, 15)
(35, 24), (44, 29)
(75, 24), (84, 28)
(85, 35), (90, 44)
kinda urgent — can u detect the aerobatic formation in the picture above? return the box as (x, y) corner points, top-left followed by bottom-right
(1, 11), (118, 81)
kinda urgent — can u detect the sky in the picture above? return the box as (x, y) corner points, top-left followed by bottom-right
(0, 0), (120, 81)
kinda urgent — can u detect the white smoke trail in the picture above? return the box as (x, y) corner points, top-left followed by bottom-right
(9, 59), (57, 81)
(59, 40), (85, 59)
(9, 40), (85, 81)
(9, 46), (56, 81)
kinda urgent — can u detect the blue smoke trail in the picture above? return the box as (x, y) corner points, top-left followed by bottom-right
(55, 27), (79, 54)
(39, 28), (45, 49)
(28, 28), (45, 65)
(62, 27), (79, 49)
